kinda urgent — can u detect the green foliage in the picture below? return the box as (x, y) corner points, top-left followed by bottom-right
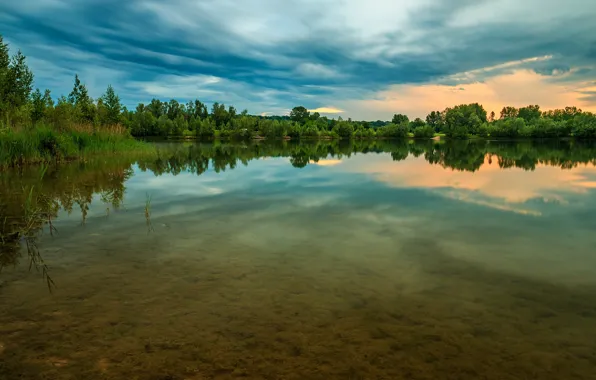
(101, 85), (122, 125)
(477, 123), (490, 138)
(391, 113), (409, 125)
(332, 120), (354, 139)
(0, 36), (34, 123)
(196, 118), (216, 139)
(425, 111), (444, 132)
(571, 113), (596, 139)
(409, 117), (426, 131)
(413, 124), (435, 139)
(290, 106), (310, 124)
(68, 74), (95, 124)
(377, 123), (409, 139)
(259, 119), (288, 139)
(0, 125), (151, 167)
(444, 103), (487, 139)
(518, 105), (541, 122)
(489, 118), (527, 138)
(211, 102), (230, 127)
(157, 115), (174, 136)
(302, 124), (320, 139)
(286, 123), (302, 140)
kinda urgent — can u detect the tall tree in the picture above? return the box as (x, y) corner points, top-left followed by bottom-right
(517, 105), (541, 122)
(68, 74), (94, 123)
(290, 106), (310, 124)
(101, 85), (122, 125)
(500, 106), (518, 119)
(211, 102), (229, 127)
(0, 36), (33, 119)
(425, 111), (444, 132)
(30, 88), (45, 123)
(392, 113), (409, 125)
(146, 98), (165, 118)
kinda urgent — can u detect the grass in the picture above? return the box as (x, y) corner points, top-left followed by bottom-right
(0, 123), (154, 169)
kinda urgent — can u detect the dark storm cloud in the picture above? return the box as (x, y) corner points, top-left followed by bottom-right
(1, 0), (595, 114)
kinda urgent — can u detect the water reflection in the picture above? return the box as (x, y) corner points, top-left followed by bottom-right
(1, 140), (596, 379)
(3, 140), (596, 280)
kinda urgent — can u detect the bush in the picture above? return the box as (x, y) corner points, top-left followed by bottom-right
(571, 113), (596, 139)
(378, 123), (409, 139)
(413, 125), (435, 139)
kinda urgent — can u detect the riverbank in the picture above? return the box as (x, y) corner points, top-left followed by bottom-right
(0, 125), (154, 169)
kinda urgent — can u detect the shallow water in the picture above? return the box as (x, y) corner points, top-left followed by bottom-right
(1, 140), (596, 379)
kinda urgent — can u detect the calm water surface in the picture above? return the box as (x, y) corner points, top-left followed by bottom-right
(1, 140), (596, 379)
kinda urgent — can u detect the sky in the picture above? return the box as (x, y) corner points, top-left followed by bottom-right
(1, 0), (595, 120)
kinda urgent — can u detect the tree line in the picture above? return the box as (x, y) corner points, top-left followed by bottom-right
(2, 34), (595, 140)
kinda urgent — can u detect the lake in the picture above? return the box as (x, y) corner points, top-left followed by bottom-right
(1, 139), (596, 379)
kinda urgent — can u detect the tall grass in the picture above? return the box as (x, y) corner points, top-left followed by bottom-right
(0, 123), (154, 168)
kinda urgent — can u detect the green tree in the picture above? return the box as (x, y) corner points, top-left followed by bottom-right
(425, 111), (443, 132)
(146, 99), (166, 118)
(290, 106), (310, 124)
(101, 85), (122, 125)
(211, 102), (229, 127)
(517, 105), (541, 122)
(68, 74), (94, 123)
(0, 36), (34, 122)
(332, 120), (354, 139)
(166, 99), (182, 120)
(30, 88), (45, 123)
(500, 106), (518, 119)
(444, 103), (487, 138)
(413, 124), (435, 139)
(409, 117), (426, 131)
(392, 113), (409, 125)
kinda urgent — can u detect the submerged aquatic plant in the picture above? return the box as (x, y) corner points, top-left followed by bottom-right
(145, 193), (154, 233)
(0, 165), (57, 292)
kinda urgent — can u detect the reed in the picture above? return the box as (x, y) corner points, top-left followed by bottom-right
(0, 123), (154, 169)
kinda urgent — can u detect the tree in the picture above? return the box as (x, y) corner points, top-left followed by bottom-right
(489, 111), (496, 122)
(425, 111), (444, 132)
(0, 36), (34, 120)
(517, 105), (541, 122)
(43, 89), (54, 109)
(166, 99), (182, 120)
(146, 98), (165, 118)
(290, 106), (310, 124)
(392, 113), (409, 125)
(68, 74), (82, 105)
(31, 88), (45, 123)
(228, 105), (237, 121)
(444, 104), (487, 138)
(332, 120), (354, 139)
(6, 50), (33, 110)
(409, 117), (426, 131)
(211, 102), (229, 127)
(101, 85), (122, 125)
(500, 106), (518, 119)
(68, 74), (94, 123)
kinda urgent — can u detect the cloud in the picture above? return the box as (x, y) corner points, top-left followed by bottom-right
(345, 69), (596, 119)
(334, 153), (596, 216)
(1, 0), (595, 118)
(308, 107), (344, 114)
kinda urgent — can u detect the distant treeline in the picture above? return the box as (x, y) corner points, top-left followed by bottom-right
(140, 139), (596, 175)
(2, 34), (595, 141)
